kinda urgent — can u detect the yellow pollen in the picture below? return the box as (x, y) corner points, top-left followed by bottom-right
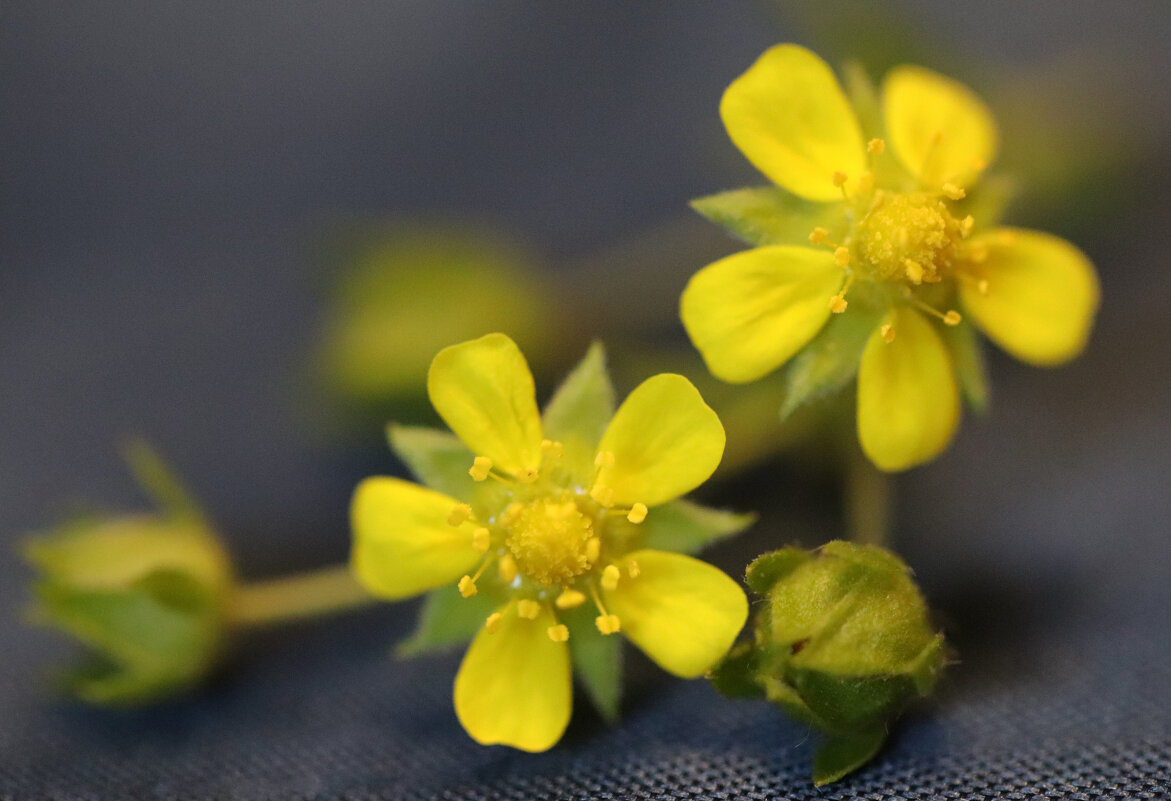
(503, 497), (598, 586)
(941, 182), (966, 200)
(547, 624), (569, 643)
(447, 503), (473, 526)
(961, 215), (975, 238)
(832, 171), (848, 188)
(498, 553), (518, 584)
(834, 246), (851, 268)
(469, 456), (492, 482)
(856, 192), (964, 285)
(472, 527), (491, 554)
(596, 614), (621, 635)
(590, 484), (614, 507)
(829, 294), (848, 314)
(868, 138), (886, 155)
(977, 279), (989, 295)
(881, 324), (896, 344)
(555, 589), (587, 610)
(541, 439), (564, 460)
(601, 564), (621, 591)
(809, 226), (829, 245)
(943, 310), (962, 326)
(485, 612), (503, 634)
(627, 560), (640, 579)
(517, 599), (541, 620)
(594, 450), (615, 469)
(516, 466), (539, 484)
(626, 502), (648, 524)
(585, 537), (601, 563)
(458, 575), (477, 598)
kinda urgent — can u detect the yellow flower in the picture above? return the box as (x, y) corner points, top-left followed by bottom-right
(351, 333), (748, 752)
(682, 44), (1099, 471)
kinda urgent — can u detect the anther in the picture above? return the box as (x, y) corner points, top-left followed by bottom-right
(943, 310), (962, 326)
(469, 456), (492, 482)
(458, 575), (477, 598)
(601, 564), (621, 591)
(517, 599), (541, 620)
(541, 439), (564, 460)
(516, 466), (539, 484)
(960, 215), (976, 238)
(585, 537), (601, 563)
(904, 259), (924, 285)
(447, 503), (473, 526)
(833, 247), (851, 268)
(942, 183), (966, 200)
(547, 624), (570, 643)
(868, 138), (886, 155)
(590, 484), (614, 508)
(809, 227), (829, 245)
(594, 451), (615, 469)
(832, 171), (848, 188)
(881, 324), (896, 344)
(472, 527), (491, 554)
(555, 589), (587, 610)
(977, 279), (989, 295)
(595, 614), (621, 635)
(626, 503), (648, 524)
(485, 612), (503, 634)
(497, 553), (518, 584)
(627, 560), (640, 579)
(829, 295), (848, 314)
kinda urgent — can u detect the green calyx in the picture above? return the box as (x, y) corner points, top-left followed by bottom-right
(709, 540), (946, 786)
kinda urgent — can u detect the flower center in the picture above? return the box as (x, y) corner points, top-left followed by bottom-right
(855, 192), (964, 285)
(503, 496), (598, 586)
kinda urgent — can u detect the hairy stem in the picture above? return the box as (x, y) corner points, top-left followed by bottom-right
(228, 564), (376, 627)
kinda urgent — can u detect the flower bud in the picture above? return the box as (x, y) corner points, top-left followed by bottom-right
(24, 512), (233, 705)
(710, 541), (945, 785)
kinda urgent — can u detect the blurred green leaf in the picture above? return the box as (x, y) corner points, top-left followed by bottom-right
(562, 603), (622, 722)
(813, 730), (886, 787)
(541, 342), (614, 449)
(396, 584), (499, 658)
(691, 187), (845, 248)
(780, 306), (883, 420)
(940, 319), (989, 413)
(639, 499), (755, 555)
(387, 425), (476, 500)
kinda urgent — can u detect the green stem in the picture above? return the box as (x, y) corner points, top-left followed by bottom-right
(227, 564), (377, 627)
(844, 446), (893, 547)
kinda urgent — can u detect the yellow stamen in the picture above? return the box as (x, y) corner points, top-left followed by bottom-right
(540, 439), (564, 461)
(833, 246), (851, 268)
(977, 279), (989, 295)
(594, 450), (615, 469)
(942, 182), (966, 200)
(469, 456), (492, 482)
(960, 215), (976, 238)
(498, 502), (523, 527)
(857, 171), (875, 194)
(829, 295), (848, 314)
(555, 589), (587, 610)
(627, 560), (640, 579)
(585, 537), (601, 563)
(943, 310), (962, 326)
(904, 259), (924, 285)
(601, 564), (621, 591)
(517, 599), (541, 620)
(590, 484), (614, 507)
(458, 575), (477, 598)
(516, 466), (539, 484)
(881, 324), (896, 344)
(485, 612), (503, 634)
(472, 527), (491, 554)
(497, 553), (518, 584)
(868, 138), (886, 155)
(626, 502), (648, 524)
(447, 503), (473, 526)
(595, 614), (621, 635)
(832, 171), (848, 188)
(809, 226), (829, 245)
(547, 624), (570, 643)
(910, 296), (963, 327)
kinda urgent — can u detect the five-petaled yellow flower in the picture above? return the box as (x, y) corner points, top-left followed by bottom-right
(682, 44), (1100, 471)
(351, 333), (748, 752)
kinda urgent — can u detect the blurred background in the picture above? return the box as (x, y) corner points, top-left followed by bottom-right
(2, 1), (1170, 797)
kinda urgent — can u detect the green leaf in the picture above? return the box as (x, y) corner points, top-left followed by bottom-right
(812, 729), (886, 786)
(395, 584), (499, 658)
(691, 187), (845, 248)
(940, 319), (989, 413)
(745, 548), (812, 595)
(562, 603), (622, 722)
(386, 425), (477, 500)
(780, 306), (882, 420)
(955, 172), (1017, 228)
(121, 439), (207, 524)
(638, 499), (755, 555)
(541, 341), (615, 448)
(707, 641), (765, 699)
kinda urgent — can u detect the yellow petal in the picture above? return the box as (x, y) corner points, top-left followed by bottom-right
(602, 550), (747, 678)
(594, 375), (724, 508)
(959, 228), (1099, 366)
(427, 333), (543, 474)
(857, 307), (959, 472)
(454, 602), (571, 752)
(721, 44), (866, 202)
(882, 65), (997, 188)
(681, 246), (843, 383)
(350, 477), (480, 600)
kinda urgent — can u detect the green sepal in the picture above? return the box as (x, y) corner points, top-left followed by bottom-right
(789, 670), (917, 734)
(813, 729), (887, 787)
(541, 341), (614, 449)
(121, 439), (207, 525)
(638, 499), (756, 556)
(780, 305), (883, 420)
(707, 641), (765, 699)
(954, 172), (1017, 229)
(386, 425), (477, 500)
(745, 547), (810, 595)
(691, 187), (846, 248)
(940, 319), (990, 414)
(395, 584), (500, 658)
(562, 603), (622, 722)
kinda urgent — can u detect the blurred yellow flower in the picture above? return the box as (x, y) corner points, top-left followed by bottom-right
(682, 44), (1099, 471)
(351, 333), (748, 752)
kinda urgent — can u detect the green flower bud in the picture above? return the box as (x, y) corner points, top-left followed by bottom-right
(710, 541), (946, 786)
